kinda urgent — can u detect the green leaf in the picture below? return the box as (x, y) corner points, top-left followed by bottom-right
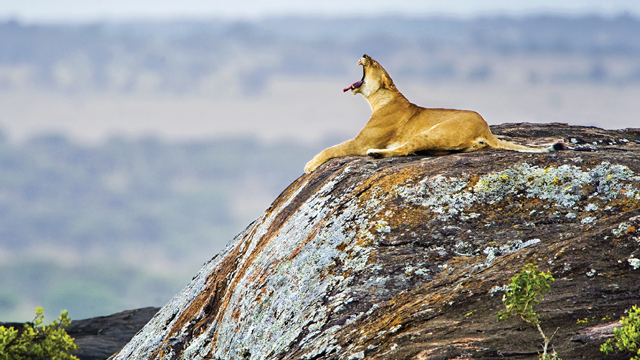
(0, 308), (78, 360)
(600, 305), (640, 359)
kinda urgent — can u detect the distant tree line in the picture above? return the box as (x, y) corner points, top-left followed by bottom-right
(1, 15), (640, 94)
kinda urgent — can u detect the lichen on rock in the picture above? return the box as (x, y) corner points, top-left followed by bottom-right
(396, 161), (640, 224)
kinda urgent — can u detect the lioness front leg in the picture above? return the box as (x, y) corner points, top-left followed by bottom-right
(305, 139), (368, 173)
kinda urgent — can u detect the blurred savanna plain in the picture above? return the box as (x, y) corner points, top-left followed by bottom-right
(1, 15), (640, 321)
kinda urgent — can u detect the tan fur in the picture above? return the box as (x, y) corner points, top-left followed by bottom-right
(305, 55), (562, 174)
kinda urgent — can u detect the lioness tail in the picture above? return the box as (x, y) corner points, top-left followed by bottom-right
(483, 136), (566, 153)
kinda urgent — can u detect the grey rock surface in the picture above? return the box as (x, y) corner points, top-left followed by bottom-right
(67, 307), (160, 360)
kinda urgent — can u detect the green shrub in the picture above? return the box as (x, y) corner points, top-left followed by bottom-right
(0, 307), (78, 360)
(497, 263), (561, 360)
(600, 305), (640, 359)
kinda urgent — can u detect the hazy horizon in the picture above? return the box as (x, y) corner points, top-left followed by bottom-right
(1, 14), (639, 145)
(3, 0), (640, 23)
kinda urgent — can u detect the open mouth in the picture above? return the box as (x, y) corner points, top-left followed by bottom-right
(343, 80), (363, 92)
(343, 63), (365, 92)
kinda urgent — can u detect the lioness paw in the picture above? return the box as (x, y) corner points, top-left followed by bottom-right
(304, 161), (317, 174)
(366, 149), (385, 158)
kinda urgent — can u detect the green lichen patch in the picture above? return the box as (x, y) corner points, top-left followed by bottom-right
(396, 162), (640, 224)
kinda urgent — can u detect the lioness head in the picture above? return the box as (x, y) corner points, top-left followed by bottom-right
(343, 54), (395, 97)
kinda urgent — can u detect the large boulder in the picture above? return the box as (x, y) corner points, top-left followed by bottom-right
(111, 123), (640, 360)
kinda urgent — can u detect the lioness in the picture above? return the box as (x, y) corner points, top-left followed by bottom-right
(304, 54), (565, 174)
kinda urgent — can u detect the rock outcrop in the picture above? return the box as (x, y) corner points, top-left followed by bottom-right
(67, 307), (159, 360)
(111, 123), (640, 360)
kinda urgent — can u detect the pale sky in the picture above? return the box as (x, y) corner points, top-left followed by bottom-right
(2, 0), (639, 23)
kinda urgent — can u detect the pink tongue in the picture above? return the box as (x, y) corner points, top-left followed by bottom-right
(343, 80), (363, 92)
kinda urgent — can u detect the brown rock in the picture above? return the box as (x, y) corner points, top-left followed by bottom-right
(111, 123), (640, 360)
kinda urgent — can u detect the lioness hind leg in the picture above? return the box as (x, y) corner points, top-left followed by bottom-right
(366, 123), (482, 158)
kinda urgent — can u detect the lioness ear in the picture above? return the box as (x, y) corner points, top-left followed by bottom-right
(381, 73), (394, 90)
